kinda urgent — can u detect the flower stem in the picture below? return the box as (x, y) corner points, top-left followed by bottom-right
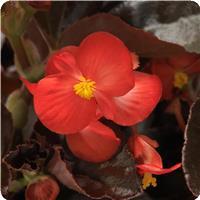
(174, 99), (186, 132)
(166, 98), (186, 132)
(8, 35), (30, 71)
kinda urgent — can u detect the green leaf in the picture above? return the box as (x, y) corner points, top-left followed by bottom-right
(6, 89), (28, 129)
(2, 2), (48, 81)
(1, 1), (35, 37)
(8, 171), (45, 193)
(8, 178), (28, 193)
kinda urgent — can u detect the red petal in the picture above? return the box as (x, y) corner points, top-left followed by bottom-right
(168, 52), (199, 70)
(94, 90), (116, 120)
(45, 46), (81, 78)
(34, 74), (97, 134)
(151, 59), (175, 100)
(139, 135), (159, 148)
(112, 72), (162, 126)
(66, 121), (120, 163)
(77, 32), (134, 96)
(20, 77), (37, 95)
(136, 163), (181, 175)
(129, 134), (163, 168)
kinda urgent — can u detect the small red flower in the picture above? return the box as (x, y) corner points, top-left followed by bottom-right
(151, 52), (200, 100)
(22, 32), (162, 162)
(128, 134), (181, 189)
(25, 176), (59, 200)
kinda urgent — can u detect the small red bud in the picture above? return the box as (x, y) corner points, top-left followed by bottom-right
(25, 176), (59, 200)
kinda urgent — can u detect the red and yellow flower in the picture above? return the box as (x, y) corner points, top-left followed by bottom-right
(151, 52), (200, 100)
(129, 133), (181, 189)
(22, 32), (162, 162)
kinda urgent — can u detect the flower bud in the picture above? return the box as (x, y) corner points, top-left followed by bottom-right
(25, 176), (59, 200)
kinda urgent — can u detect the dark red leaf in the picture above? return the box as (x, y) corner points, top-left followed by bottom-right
(1, 104), (14, 156)
(34, 2), (109, 43)
(1, 162), (12, 197)
(33, 120), (62, 147)
(48, 145), (141, 200)
(59, 13), (186, 58)
(1, 70), (21, 97)
(182, 97), (200, 197)
(3, 141), (50, 172)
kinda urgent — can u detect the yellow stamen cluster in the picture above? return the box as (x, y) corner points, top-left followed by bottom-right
(73, 76), (96, 100)
(142, 173), (157, 190)
(174, 71), (188, 89)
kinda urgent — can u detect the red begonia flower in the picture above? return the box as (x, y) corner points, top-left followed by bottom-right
(66, 121), (120, 163)
(151, 52), (200, 100)
(128, 134), (181, 189)
(22, 32), (161, 134)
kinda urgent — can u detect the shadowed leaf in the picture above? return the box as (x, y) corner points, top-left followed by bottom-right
(48, 145), (141, 200)
(34, 2), (113, 47)
(59, 13), (186, 58)
(182, 97), (200, 197)
(2, 140), (55, 198)
(1, 105), (14, 156)
(1, 69), (21, 97)
(1, 162), (12, 197)
(32, 120), (62, 147)
(3, 141), (50, 172)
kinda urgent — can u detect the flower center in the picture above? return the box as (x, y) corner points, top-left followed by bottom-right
(174, 71), (188, 89)
(73, 76), (96, 100)
(142, 173), (157, 190)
